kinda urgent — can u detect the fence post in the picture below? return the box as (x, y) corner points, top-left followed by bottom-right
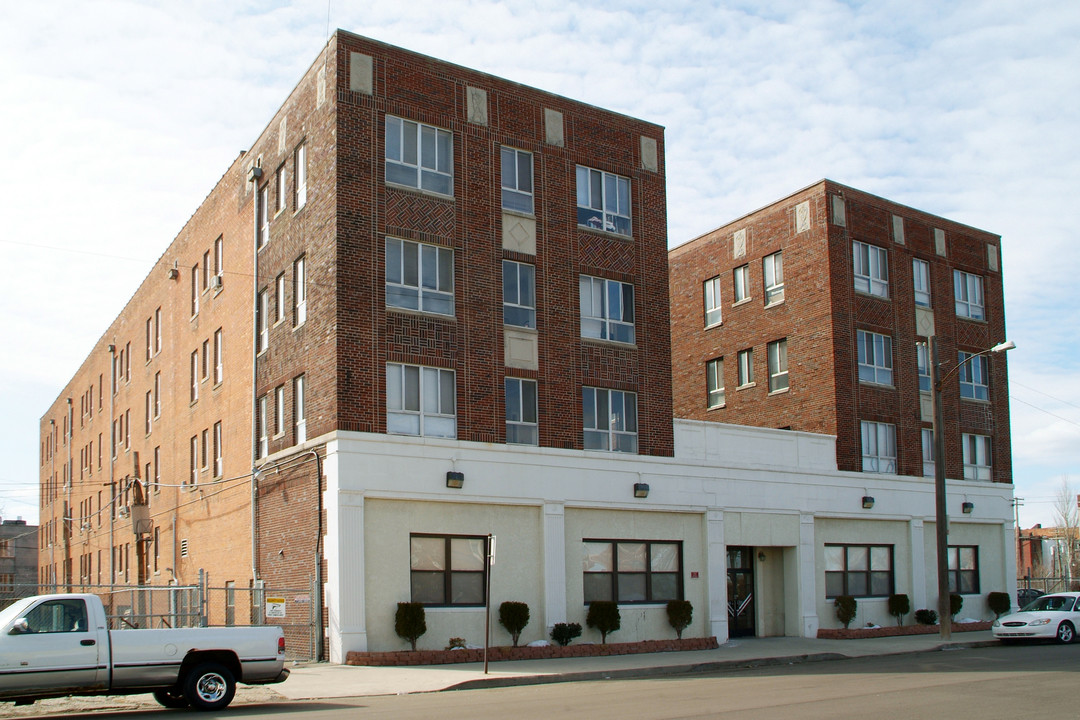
(198, 569), (208, 628)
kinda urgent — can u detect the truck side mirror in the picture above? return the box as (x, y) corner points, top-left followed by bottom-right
(8, 618), (29, 635)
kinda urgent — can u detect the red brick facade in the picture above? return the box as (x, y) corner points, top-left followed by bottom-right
(670, 181), (1012, 482)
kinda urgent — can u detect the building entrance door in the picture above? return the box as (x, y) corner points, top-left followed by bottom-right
(727, 546), (756, 637)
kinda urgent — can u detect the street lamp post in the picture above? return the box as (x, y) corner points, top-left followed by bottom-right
(930, 337), (1014, 640)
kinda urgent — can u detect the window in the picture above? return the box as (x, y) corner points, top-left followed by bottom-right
(294, 375), (307, 444)
(579, 275), (635, 344)
(274, 385), (285, 436)
(190, 350), (198, 403)
(294, 143), (307, 209)
(733, 264), (750, 303)
(258, 396), (268, 459)
(410, 534), (486, 606)
(857, 330), (893, 385)
(503, 260), (536, 329)
(201, 428), (209, 471)
(575, 166), (631, 236)
(191, 266), (199, 316)
(258, 185), (269, 248)
(275, 164), (287, 214)
(213, 421), (222, 477)
(737, 348), (753, 387)
(767, 339), (789, 392)
(189, 436), (197, 486)
(275, 273), (286, 324)
(501, 147), (533, 213)
(153, 446), (160, 492)
(385, 116), (453, 195)
(154, 307), (161, 354)
(386, 238), (453, 316)
(954, 270), (984, 320)
(921, 428), (935, 477)
(22, 598), (88, 633)
(386, 363), (456, 438)
(214, 329), (223, 384)
(505, 377), (538, 445)
(860, 421), (897, 474)
(583, 540), (682, 604)
(703, 277), (722, 327)
(913, 259), (931, 307)
(294, 256), (307, 326)
(825, 544), (893, 598)
(257, 289), (269, 353)
(202, 251), (210, 291)
(201, 339), (209, 381)
(853, 241), (889, 297)
(214, 237), (223, 278)
(916, 342), (931, 392)
(145, 391), (152, 435)
(706, 358), (725, 409)
(763, 251), (784, 305)
(582, 387), (637, 453)
(962, 433), (992, 480)
(146, 317), (153, 361)
(958, 352), (989, 400)
(948, 546), (980, 594)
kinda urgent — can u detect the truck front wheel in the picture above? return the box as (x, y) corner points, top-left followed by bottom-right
(183, 662), (236, 711)
(152, 687), (189, 709)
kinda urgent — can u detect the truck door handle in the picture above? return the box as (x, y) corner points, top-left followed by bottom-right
(81, 639), (96, 646)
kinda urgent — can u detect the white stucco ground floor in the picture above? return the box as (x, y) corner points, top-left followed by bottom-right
(319, 420), (1015, 662)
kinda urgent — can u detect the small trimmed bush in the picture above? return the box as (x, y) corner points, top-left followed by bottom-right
(950, 593), (963, 619)
(499, 601), (530, 647)
(834, 595), (857, 629)
(550, 622), (582, 646)
(666, 600), (693, 640)
(586, 601), (622, 644)
(395, 602), (427, 651)
(914, 608), (938, 625)
(888, 594), (910, 626)
(987, 591), (1011, 619)
(445, 637), (466, 650)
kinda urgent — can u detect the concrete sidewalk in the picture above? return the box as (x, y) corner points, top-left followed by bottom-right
(272, 631), (999, 700)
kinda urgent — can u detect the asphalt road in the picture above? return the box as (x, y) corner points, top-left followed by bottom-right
(7, 643), (1077, 719)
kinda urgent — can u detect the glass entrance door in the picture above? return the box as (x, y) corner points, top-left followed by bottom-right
(727, 546), (755, 637)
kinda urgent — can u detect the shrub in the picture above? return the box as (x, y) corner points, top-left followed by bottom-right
(834, 595), (857, 629)
(950, 593), (963, 619)
(887, 594), (910, 626)
(445, 637), (466, 650)
(550, 622), (582, 646)
(498, 601), (530, 647)
(394, 602), (427, 651)
(586, 601), (622, 644)
(666, 600), (693, 640)
(987, 591), (1011, 619)
(914, 608), (938, 625)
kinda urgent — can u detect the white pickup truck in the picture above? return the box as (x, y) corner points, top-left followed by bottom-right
(0, 593), (289, 711)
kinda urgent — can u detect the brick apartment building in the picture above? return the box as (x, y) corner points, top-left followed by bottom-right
(0, 518), (38, 592)
(669, 180), (1012, 485)
(40, 37), (1016, 661)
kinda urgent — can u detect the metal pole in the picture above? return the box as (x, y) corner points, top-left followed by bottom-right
(930, 336), (952, 639)
(484, 533), (493, 675)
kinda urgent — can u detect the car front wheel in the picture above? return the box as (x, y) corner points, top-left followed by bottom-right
(183, 662), (236, 711)
(1055, 621), (1075, 644)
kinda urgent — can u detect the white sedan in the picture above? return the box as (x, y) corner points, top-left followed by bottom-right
(993, 592), (1080, 643)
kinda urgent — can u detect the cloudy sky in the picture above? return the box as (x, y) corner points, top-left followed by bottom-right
(1, 0), (1077, 527)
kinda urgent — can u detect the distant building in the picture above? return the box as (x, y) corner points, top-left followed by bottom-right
(0, 518), (38, 592)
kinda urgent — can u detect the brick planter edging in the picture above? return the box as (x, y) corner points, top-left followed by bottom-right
(816, 621), (993, 639)
(345, 637), (719, 666)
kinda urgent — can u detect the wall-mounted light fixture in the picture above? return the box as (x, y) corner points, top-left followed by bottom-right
(633, 482), (650, 498)
(757, 551), (766, 562)
(446, 471), (464, 489)
(961, 501), (974, 514)
(861, 496), (875, 509)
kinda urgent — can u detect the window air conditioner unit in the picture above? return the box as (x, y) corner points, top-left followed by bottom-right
(118, 505), (130, 518)
(210, 275), (223, 290)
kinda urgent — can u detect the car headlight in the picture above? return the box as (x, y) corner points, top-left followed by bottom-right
(993, 619), (1001, 627)
(1029, 618), (1052, 626)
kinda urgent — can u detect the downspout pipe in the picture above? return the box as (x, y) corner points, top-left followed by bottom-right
(249, 164), (263, 590)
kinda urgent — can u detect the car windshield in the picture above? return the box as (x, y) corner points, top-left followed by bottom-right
(1024, 595), (1076, 612)
(0, 597), (37, 628)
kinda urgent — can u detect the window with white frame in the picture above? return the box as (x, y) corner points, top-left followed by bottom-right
(213, 329), (223, 385)
(575, 166), (631, 236)
(580, 275), (635, 344)
(294, 255), (307, 326)
(191, 266), (199, 316)
(386, 238), (454, 316)
(274, 385), (285, 436)
(275, 164), (286, 214)
(763, 251), (784, 305)
(213, 421), (222, 477)
(294, 143), (307, 209)
(737, 348), (753, 387)
(257, 289), (269, 353)
(503, 260), (536, 329)
(274, 273), (285, 325)
(214, 237), (223, 278)
(706, 358), (725, 408)
(853, 241), (889, 297)
(733, 264), (750, 303)
(958, 351), (989, 400)
(857, 330), (893, 385)
(954, 270), (984, 320)
(189, 435), (197, 486)
(913, 259), (931, 307)
(703, 276), (722, 327)
(860, 420), (897, 474)
(190, 350), (198, 403)
(154, 372), (160, 417)
(258, 396), (268, 459)
(258, 185), (269, 248)
(582, 387), (637, 453)
(201, 428), (208, 471)
(768, 338), (789, 392)
(385, 116), (453, 196)
(500, 147), (533, 214)
(410, 534), (486, 606)
(201, 339), (209, 381)
(921, 428), (935, 477)
(583, 540), (683, 603)
(917, 342), (931, 392)
(154, 307), (161, 354)
(505, 377), (538, 445)
(386, 363), (456, 438)
(962, 433), (992, 480)
(294, 375), (306, 444)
